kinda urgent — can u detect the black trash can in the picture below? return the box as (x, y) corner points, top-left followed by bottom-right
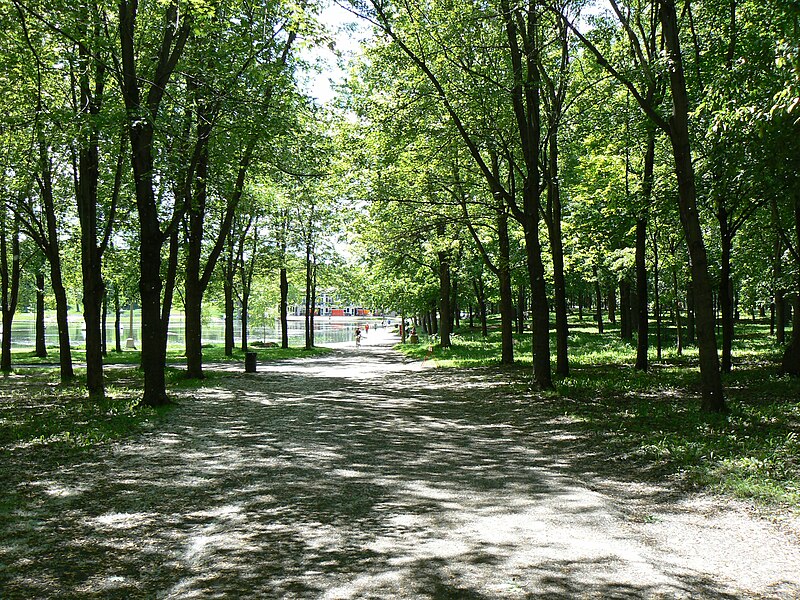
(245, 351), (257, 373)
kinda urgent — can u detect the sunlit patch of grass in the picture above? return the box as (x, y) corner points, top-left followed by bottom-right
(0, 371), (164, 451)
(11, 343), (332, 367)
(399, 317), (800, 507)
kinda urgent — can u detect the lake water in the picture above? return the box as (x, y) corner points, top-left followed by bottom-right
(3, 314), (386, 349)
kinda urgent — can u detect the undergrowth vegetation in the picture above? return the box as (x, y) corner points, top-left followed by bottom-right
(399, 318), (800, 507)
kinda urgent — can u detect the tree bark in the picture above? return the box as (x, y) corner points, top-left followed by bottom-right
(223, 233), (235, 356)
(547, 129), (569, 377)
(497, 214), (514, 363)
(608, 287), (616, 324)
(36, 268), (47, 357)
(119, 0), (191, 406)
(473, 278), (488, 338)
(241, 287), (249, 351)
(653, 232), (662, 360)
(280, 267), (289, 349)
(102, 290), (108, 357)
(593, 264), (603, 334)
(0, 211), (20, 372)
(661, 0), (725, 411)
(620, 279), (632, 340)
(635, 217), (649, 371)
(114, 286), (122, 353)
(719, 217), (734, 372)
(673, 259), (683, 355)
(772, 200), (786, 344)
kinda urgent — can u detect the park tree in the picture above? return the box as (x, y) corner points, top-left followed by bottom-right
(564, 0), (726, 411)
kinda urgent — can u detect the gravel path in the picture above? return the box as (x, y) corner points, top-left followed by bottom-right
(2, 329), (800, 598)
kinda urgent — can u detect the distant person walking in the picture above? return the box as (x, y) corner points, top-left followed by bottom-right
(355, 328), (362, 347)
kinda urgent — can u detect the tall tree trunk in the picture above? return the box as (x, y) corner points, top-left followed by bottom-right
(547, 133), (569, 376)
(184, 110), (209, 378)
(781, 184), (800, 374)
(451, 273), (459, 331)
(686, 284), (695, 345)
(119, 0), (191, 406)
(661, 0), (725, 411)
(635, 128), (655, 370)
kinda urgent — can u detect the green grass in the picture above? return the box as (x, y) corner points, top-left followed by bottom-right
(0, 344), (331, 451)
(10, 343), (332, 366)
(398, 317), (800, 508)
(0, 369), (166, 451)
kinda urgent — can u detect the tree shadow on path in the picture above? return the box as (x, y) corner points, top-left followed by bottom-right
(1, 341), (797, 598)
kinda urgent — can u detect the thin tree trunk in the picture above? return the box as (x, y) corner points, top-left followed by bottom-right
(593, 264), (604, 334)
(0, 212), (20, 372)
(635, 217), (649, 371)
(653, 232), (662, 360)
(547, 133), (569, 377)
(114, 286), (122, 353)
(437, 222), (452, 349)
(280, 266), (289, 349)
(497, 214), (514, 363)
(223, 233), (235, 356)
(620, 279), (632, 340)
(36, 269), (47, 357)
(102, 290), (108, 357)
(608, 287), (616, 323)
(719, 223), (734, 373)
(772, 200), (786, 344)
(305, 240), (313, 350)
(673, 261), (683, 355)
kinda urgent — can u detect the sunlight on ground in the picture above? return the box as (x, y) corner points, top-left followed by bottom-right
(2, 335), (799, 598)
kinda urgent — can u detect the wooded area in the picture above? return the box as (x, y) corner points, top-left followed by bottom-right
(0, 0), (798, 415)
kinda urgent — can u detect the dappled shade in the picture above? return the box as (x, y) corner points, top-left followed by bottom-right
(1, 342), (798, 598)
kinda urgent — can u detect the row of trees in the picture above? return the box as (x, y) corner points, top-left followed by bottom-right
(2, 0), (798, 415)
(0, 0), (350, 404)
(339, 0), (800, 413)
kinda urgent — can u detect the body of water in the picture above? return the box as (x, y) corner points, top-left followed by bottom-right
(3, 314), (390, 349)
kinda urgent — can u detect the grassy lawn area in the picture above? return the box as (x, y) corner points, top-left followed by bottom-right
(8, 343), (331, 366)
(398, 318), (800, 508)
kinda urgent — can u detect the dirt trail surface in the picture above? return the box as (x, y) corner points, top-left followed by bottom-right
(2, 329), (800, 599)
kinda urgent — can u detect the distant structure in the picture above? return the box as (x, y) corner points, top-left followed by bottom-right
(290, 290), (373, 317)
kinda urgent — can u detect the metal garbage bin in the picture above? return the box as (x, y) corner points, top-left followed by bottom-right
(245, 351), (257, 373)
